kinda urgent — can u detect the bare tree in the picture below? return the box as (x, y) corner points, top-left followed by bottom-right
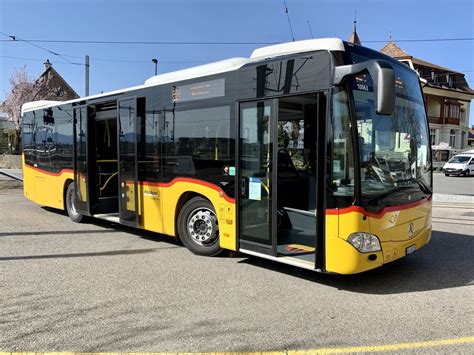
(2, 66), (37, 152)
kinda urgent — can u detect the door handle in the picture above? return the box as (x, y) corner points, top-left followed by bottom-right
(241, 178), (247, 197)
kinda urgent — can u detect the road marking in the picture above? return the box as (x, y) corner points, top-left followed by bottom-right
(0, 337), (472, 354)
(288, 336), (474, 354)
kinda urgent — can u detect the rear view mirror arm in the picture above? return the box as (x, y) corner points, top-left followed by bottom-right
(333, 59), (396, 115)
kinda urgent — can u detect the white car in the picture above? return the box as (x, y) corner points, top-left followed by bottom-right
(443, 153), (474, 176)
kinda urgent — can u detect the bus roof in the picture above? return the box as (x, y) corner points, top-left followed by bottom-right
(22, 38), (345, 114)
(249, 38), (344, 60)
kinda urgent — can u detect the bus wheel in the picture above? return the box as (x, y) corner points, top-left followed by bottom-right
(177, 197), (222, 256)
(464, 170), (470, 177)
(66, 183), (84, 223)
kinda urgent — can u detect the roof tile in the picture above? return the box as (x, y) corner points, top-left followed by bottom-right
(380, 42), (411, 58)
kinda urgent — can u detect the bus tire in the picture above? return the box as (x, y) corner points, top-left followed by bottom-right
(65, 183), (84, 223)
(177, 196), (222, 256)
(464, 170), (470, 177)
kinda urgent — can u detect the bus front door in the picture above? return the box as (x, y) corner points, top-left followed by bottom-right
(117, 98), (139, 227)
(238, 94), (325, 270)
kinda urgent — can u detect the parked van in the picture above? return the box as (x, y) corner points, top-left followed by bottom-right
(443, 150), (474, 176)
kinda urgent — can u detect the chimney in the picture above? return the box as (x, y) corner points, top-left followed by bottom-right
(44, 59), (52, 70)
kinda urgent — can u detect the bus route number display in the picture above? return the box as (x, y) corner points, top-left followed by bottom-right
(171, 78), (225, 103)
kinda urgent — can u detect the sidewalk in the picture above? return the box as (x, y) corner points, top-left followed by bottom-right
(433, 193), (474, 208)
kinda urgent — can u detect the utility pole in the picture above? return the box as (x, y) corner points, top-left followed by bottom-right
(152, 58), (158, 75)
(85, 55), (90, 97)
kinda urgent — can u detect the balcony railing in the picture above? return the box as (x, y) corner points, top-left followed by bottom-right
(445, 117), (460, 125)
(427, 116), (460, 125)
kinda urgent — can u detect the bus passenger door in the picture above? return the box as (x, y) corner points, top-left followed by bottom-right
(238, 94), (325, 270)
(238, 99), (277, 255)
(117, 98), (139, 227)
(73, 106), (90, 215)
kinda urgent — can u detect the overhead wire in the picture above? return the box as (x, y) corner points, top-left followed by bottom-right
(0, 54), (206, 66)
(0, 37), (473, 45)
(60, 54), (206, 64)
(4, 54), (472, 81)
(1, 32), (472, 73)
(0, 31), (82, 65)
(0, 55), (74, 65)
(0, 38), (277, 45)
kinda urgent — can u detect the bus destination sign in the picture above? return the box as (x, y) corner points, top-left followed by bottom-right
(171, 78), (225, 103)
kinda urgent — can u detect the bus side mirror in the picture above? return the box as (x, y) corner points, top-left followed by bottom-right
(333, 59), (396, 116)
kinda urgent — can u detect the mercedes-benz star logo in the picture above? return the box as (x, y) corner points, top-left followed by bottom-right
(408, 223), (415, 239)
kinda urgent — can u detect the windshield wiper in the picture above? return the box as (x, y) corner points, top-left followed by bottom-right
(366, 185), (407, 200)
(366, 178), (431, 201)
(413, 179), (432, 194)
(396, 178), (432, 195)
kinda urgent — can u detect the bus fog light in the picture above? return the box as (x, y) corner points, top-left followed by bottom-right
(348, 233), (381, 252)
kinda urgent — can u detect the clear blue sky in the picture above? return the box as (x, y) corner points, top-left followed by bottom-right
(1, 0), (473, 125)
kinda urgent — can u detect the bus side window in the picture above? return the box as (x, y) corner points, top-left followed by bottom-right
(139, 96), (162, 183)
(162, 105), (231, 180)
(33, 108), (57, 172)
(23, 111), (36, 166)
(54, 106), (73, 172)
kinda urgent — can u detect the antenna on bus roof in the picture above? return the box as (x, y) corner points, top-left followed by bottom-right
(283, 0), (295, 42)
(307, 20), (314, 39)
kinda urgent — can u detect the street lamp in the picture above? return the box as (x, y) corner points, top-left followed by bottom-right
(152, 58), (158, 75)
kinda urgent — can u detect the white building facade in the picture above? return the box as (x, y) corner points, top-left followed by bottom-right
(379, 42), (474, 151)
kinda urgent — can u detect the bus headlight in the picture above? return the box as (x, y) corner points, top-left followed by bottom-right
(347, 233), (381, 252)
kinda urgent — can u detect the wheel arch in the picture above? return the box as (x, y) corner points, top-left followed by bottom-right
(63, 178), (74, 211)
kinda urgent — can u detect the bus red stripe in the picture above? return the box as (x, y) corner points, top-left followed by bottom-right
(25, 164), (429, 213)
(25, 165), (235, 204)
(141, 178), (235, 204)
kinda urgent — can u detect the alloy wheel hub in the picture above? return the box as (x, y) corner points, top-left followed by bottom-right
(188, 209), (218, 245)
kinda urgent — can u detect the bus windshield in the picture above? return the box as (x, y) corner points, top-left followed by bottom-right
(347, 49), (432, 200)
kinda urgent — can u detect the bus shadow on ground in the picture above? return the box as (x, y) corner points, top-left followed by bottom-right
(39, 206), (235, 258)
(238, 230), (474, 294)
(0, 248), (164, 262)
(40, 206), (183, 246)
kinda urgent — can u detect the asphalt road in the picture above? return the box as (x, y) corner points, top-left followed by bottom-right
(433, 173), (474, 195)
(0, 188), (473, 353)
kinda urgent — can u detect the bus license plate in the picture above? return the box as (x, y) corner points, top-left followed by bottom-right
(406, 245), (416, 255)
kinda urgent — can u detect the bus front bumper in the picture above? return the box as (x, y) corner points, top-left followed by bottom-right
(381, 225), (432, 264)
(325, 225), (432, 275)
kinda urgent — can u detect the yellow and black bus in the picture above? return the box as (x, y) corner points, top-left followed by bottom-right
(21, 39), (433, 274)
